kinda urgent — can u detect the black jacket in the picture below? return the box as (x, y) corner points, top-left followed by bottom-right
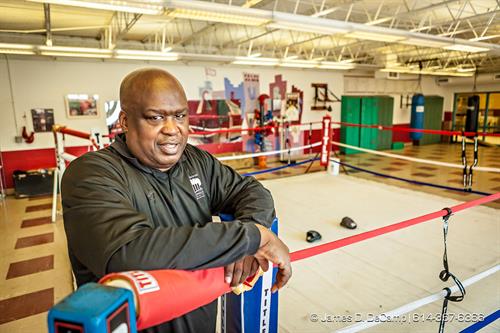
(61, 134), (276, 332)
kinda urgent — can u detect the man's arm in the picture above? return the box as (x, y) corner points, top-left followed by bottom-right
(194, 147), (287, 286)
(200, 148), (276, 228)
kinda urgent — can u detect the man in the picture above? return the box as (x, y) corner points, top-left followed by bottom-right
(61, 68), (291, 332)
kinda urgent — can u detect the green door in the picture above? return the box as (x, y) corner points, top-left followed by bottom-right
(341, 96), (361, 154)
(420, 95), (444, 145)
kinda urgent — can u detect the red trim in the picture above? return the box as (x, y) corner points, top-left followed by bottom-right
(54, 321), (84, 332)
(1, 146), (92, 188)
(106, 302), (130, 332)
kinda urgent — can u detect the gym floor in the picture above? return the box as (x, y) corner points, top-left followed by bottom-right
(0, 142), (498, 332)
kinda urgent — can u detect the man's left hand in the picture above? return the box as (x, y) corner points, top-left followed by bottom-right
(224, 256), (260, 287)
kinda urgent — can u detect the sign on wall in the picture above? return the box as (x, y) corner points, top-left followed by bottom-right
(31, 108), (55, 132)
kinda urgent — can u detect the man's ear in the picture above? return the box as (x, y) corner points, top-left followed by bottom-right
(119, 110), (128, 132)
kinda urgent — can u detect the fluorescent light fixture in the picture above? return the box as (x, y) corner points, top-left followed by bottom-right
(41, 51), (112, 58)
(318, 61), (354, 70)
(39, 46), (112, 54)
(0, 43), (34, 50)
(0, 43), (35, 55)
(233, 56), (279, 66)
(114, 55), (178, 61)
(27, 0), (162, 15)
(444, 44), (490, 53)
(400, 38), (449, 48)
(0, 49), (36, 55)
(232, 60), (277, 66)
(381, 67), (473, 77)
(280, 60), (317, 68)
(247, 52), (261, 58)
(270, 11), (350, 35)
(115, 50), (178, 61)
(167, 8), (267, 26)
(39, 45), (113, 58)
(346, 31), (404, 43)
(115, 49), (174, 56)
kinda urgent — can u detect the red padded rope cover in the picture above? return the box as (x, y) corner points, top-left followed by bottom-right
(100, 268), (231, 330)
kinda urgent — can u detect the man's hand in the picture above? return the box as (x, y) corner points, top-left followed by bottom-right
(254, 224), (292, 293)
(224, 256), (260, 287)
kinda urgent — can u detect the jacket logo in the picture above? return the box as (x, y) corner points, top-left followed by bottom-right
(189, 174), (205, 200)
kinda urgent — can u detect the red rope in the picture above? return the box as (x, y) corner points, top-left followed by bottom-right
(190, 121), (322, 135)
(290, 192), (500, 263)
(331, 121), (500, 137)
(190, 114), (240, 119)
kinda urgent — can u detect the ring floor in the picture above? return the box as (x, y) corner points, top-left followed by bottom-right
(0, 142), (498, 332)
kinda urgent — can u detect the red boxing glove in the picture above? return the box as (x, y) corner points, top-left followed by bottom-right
(100, 268), (231, 330)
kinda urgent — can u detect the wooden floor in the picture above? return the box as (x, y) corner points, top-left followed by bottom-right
(0, 142), (498, 332)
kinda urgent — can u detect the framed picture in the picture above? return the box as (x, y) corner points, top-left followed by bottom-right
(65, 94), (99, 118)
(31, 108), (55, 132)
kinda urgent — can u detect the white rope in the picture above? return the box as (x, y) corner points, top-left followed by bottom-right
(336, 264), (500, 333)
(60, 152), (77, 162)
(217, 142), (322, 161)
(332, 141), (500, 173)
(189, 125), (242, 131)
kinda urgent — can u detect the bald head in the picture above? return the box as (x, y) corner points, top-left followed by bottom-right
(120, 68), (186, 112)
(118, 68), (189, 171)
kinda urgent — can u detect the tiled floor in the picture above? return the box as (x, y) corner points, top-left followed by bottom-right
(0, 196), (73, 332)
(0, 142), (498, 332)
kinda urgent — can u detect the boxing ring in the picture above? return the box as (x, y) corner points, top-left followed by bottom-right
(48, 118), (499, 332)
(263, 173), (499, 332)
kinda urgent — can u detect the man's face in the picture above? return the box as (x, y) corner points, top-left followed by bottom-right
(120, 83), (189, 171)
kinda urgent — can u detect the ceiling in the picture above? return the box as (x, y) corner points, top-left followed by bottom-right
(0, 0), (499, 76)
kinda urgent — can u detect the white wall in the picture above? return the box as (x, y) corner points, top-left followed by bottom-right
(1, 56), (498, 153)
(0, 57), (343, 152)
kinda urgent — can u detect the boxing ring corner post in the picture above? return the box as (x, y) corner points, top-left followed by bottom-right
(51, 124), (100, 223)
(220, 214), (280, 333)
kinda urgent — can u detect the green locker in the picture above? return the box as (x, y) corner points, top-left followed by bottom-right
(360, 97), (378, 150)
(341, 96), (393, 154)
(420, 95), (444, 145)
(340, 96), (361, 154)
(377, 96), (394, 150)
